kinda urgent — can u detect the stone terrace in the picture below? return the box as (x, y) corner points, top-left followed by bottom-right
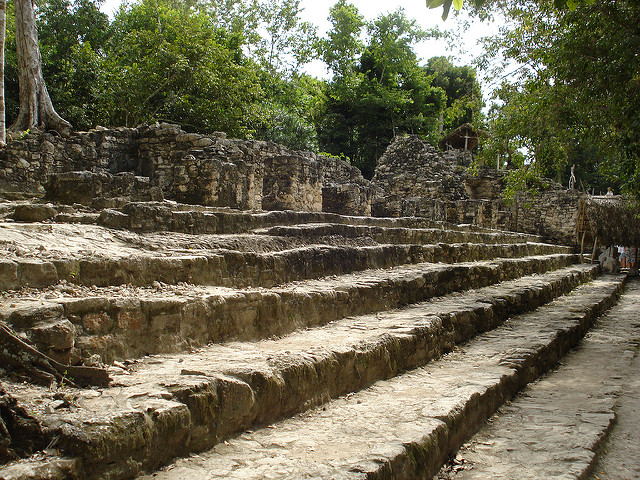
(0, 128), (635, 480)
(0, 195), (632, 480)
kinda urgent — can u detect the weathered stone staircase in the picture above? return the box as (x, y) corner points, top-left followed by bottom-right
(0, 199), (633, 480)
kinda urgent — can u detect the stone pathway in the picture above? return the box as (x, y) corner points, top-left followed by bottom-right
(588, 317), (640, 480)
(436, 277), (640, 480)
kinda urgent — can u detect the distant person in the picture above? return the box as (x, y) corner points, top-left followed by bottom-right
(600, 246), (620, 273)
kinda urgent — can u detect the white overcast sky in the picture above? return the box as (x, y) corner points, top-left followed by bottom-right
(99, 0), (499, 79)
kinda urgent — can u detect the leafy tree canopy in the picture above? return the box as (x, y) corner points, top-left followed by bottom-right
(424, 56), (484, 132)
(470, 0), (640, 198)
(318, 3), (481, 177)
(426, 0), (595, 20)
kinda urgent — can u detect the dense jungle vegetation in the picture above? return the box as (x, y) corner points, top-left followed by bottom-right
(4, 0), (639, 196)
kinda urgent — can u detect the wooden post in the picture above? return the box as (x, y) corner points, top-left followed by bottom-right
(580, 231), (586, 263)
(591, 236), (598, 264)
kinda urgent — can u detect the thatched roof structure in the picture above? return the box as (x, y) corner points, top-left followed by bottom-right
(586, 195), (640, 246)
(438, 123), (483, 151)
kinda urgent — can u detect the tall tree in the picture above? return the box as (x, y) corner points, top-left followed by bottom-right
(251, 0), (317, 74)
(319, 6), (447, 178)
(36, 0), (110, 130)
(98, 0), (262, 134)
(11, 0), (71, 135)
(251, 72), (325, 150)
(320, 0), (364, 78)
(424, 56), (483, 132)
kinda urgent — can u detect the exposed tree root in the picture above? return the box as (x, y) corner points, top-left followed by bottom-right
(0, 323), (110, 388)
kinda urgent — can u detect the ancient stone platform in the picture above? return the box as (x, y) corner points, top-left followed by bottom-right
(0, 197), (634, 480)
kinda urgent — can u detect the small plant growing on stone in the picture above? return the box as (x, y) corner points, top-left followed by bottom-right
(16, 129), (31, 140)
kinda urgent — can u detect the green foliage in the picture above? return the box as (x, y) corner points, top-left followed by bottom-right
(250, 73), (325, 150)
(95, 0), (264, 134)
(2, 0), (484, 170)
(319, 6), (454, 177)
(318, 151), (351, 163)
(474, 0), (640, 198)
(251, 0), (318, 74)
(3, 1), (19, 125)
(319, 0), (364, 78)
(501, 164), (549, 206)
(30, 0), (110, 129)
(425, 0), (595, 20)
(424, 56), (484, 132)
(476, 79), (573, 179)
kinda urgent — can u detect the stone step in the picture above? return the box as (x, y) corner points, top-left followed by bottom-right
(5, 200), (529, 239)
(94, 203), (444, 233)
(92, 202), (541, 238)
(132, 276), (625, 480)
(2, 254), (581, 363)
(435, 277), (640, 480)
(0, 228), (570, 290)
(0, 264), (602, 480)
(255, 223), (541, 245)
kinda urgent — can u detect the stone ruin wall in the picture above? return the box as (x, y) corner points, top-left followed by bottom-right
(372, 135), (584, 246)
(0, 123), (375, 216)
(0, 127), (139, 198)
(0, 126), (584, 245)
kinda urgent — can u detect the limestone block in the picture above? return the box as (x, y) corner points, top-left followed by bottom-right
(16, 158), (30, 169)
(29, 318), (76, 350)
(82, 312), (116, 335)
(0, 259), (19, 290)
(74, 333), (117, 359)
(263, 155), (322, 212)
(66, 143), (85, 158)
(98, 209), (130, 230)
(150, 313), (182, 333)
(41, 140), (56, 154)
(17, 259), (59, 287)
(116, 309), (146, 331)
(5, 302), (64, 329)
(13, 204), (58, 222)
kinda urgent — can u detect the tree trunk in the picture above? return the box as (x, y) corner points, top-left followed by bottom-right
(10, 0), (71, 136)
(0, 0), (6, 144)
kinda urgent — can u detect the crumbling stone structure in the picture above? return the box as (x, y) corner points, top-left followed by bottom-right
(2, 125), (637, 480)
(0, 127), (138, 198)
(0, 126), (586, 245)
(0, 123), (376, 215)
(371, 135), (585, 246)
